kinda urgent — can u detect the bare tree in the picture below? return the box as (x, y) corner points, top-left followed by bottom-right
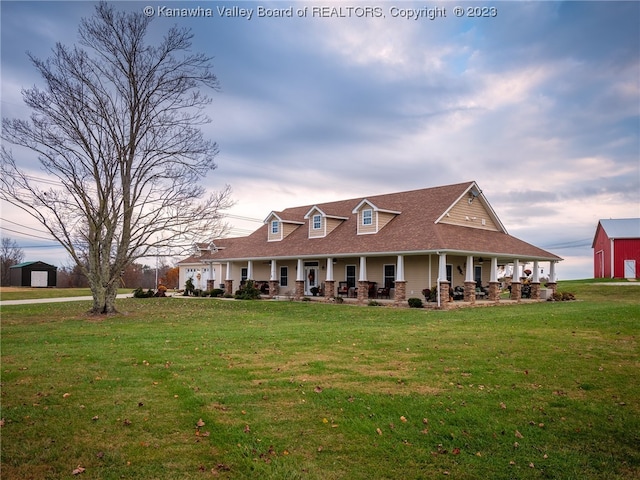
(0, 237), (25, 286)
(1, 2), (233, 313)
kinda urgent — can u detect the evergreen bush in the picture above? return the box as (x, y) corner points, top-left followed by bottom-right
(234, 280), (262, 300)
(408, 297), (423, 308)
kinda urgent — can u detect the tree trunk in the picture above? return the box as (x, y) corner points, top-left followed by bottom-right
(90, 281), (119, 315)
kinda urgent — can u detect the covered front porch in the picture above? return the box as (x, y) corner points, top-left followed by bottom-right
(219, 252), (560, 308)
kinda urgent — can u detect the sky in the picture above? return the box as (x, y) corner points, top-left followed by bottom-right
(1, 0), (639, 279)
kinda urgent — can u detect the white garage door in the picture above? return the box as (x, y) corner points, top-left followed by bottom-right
(31, 271), (48, 287)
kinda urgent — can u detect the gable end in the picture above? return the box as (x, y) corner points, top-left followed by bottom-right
(436, 184), (505, 232)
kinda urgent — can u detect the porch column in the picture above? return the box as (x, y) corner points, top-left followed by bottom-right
(547, 261), (558, 297)
(488, 257), (500, 302)
(224, 262), (233, 295)
(530, 260), (541, 300)
(269, 260), (279, 298)
(464, 255), (476, 303)
(357, 256), (369, 303)
(510, 259), (521, 301)
(247, 260), (254, 281)
(295, 259), (304, 299)
(394, 255), (407, 303)
(325, 258), (335, 299)
(438, 253), (449, 307)
(206, 261), (216, 291)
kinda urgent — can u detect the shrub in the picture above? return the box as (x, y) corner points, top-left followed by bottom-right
(133, 287), (153, 298)
(408, 297), (423, 308)
(551, 291), (576, 301)
(234, 280), (262, 300)
(334, 296), (344, 304)
(368, 300), (381, 306)
(184, 277), (195, 296)
(209, 288), (224, 297)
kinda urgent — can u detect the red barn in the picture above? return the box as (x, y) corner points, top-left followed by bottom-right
(592, 218), (640, 279)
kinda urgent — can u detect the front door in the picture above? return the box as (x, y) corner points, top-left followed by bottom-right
(304, 262), (319, 295)
(624, 259), (636, 279)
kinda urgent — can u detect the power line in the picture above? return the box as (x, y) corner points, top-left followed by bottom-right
(540, 238), (592, 250)
(0, 226), (57, 242)
(0, 217), (51, 235)
(222, 213), (264, 223)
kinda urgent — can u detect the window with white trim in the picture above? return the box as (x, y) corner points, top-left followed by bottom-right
(474, 266), (482, 286)
(280, 267), (288, 287)
(313, 214), (321, 230)
(362, 209), (373, 226)
(346, 265), (357, 288)
(271, 220), (279, 234)
(383, 264), (395, 289)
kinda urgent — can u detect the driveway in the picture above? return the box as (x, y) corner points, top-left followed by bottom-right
(0, 293), (134, 306)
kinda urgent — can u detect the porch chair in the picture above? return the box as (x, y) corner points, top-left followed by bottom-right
(337, 281), (349, 296)
(376, 286), (390, 298)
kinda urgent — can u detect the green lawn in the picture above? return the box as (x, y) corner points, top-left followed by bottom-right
(0, 287), (130, 301)
(1, 281), (638, 479)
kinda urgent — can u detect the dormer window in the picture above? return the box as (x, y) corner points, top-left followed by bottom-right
(265, 212), (302, 241)
(362, 209), (373, 226)
(304, 206), (349, 239)
(352, 199), (400, 235)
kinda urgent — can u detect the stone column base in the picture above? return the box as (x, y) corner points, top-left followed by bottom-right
(439, 282), (450, 307)
(510, 282), (522, 301)
(324, 280), (335, 299)
(530, 282), (541, 300)
(269, 280), (279, 298)
(464, 281), (476, 303)
(357, 281), (369, 303)
(206, 280), (215, 291)
(488, 282), (501, 302)
(394, 281), (406, 304)
(224, 279), (233, 296)
(295, 280), (305, 300)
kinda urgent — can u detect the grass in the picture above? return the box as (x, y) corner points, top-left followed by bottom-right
(1, 281), (639, 479)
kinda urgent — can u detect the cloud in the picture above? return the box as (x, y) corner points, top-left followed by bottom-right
(1, 1), (638, 279)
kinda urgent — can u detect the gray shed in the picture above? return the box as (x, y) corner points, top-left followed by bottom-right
(9, 261), (58, 287)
